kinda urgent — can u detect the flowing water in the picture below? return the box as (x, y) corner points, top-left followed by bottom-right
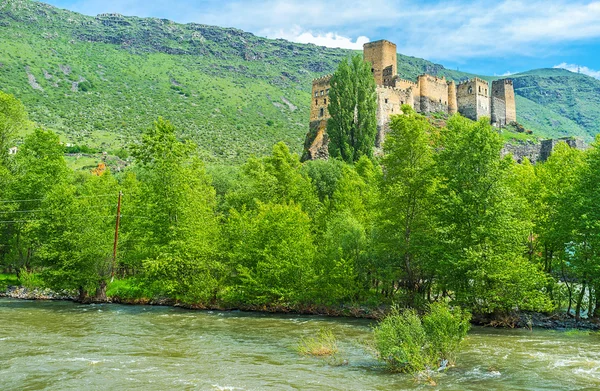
(1, 298), (599, 390)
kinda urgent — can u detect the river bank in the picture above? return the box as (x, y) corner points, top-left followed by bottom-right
(2, 285), (599, 331)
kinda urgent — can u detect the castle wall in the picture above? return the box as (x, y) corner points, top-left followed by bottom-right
(417, 74), (449, 114)
(310, 75), (332, 122)
(492, 79), (516, 125)
(491, 96), (506, 126)
(363, 40), (397, 87)
(447, 81), (457, 115)
(457, 78), (490, 120)
(375, 86), (413, 147)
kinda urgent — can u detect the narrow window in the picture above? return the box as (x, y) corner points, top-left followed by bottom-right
(385, 98), (388, 104)
(315, 99), (318, 105)
(314, 92), (318, 97)
(371, 68), (374, 73)
(479, 86), (481, 93)
(319, 108), (324, 117)
(326, 89), (330, 95)
(324, 98), (327, 105)
(321, 90), (324, 96)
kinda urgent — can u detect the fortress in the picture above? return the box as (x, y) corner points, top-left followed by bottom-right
(304, 40), (517, 160)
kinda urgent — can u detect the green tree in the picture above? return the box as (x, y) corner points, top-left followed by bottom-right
(132, 118), (221, 303)
(561, 136), (600, 319)
(39, 171), (119, 301)
(3, 129), (68, 277)
(327, 54), (377, 163)
(224, 202), (316, 305)
(377, 106), (438, 306)
(434, 116), (550, 314)
(0, 91), (28, 166)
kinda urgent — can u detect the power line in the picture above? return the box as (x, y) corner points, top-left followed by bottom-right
(0, 194), (117, 204)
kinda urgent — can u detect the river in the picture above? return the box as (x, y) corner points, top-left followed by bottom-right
(1, 298), (599, 390)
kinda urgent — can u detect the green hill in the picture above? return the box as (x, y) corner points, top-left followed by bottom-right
(1, 0), (599, 163)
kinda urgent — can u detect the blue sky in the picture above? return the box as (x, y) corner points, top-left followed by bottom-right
(40, 0), (600, 78)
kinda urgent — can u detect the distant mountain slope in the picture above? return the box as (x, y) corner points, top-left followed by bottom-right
(0, 0), (598, 163)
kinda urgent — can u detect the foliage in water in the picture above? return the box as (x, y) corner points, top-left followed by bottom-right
(373, 303), (471, 373)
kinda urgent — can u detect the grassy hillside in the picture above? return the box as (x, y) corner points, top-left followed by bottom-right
(0, 0), (598, 164)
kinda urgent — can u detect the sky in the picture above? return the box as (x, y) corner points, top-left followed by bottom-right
(39, 0), (600, 78)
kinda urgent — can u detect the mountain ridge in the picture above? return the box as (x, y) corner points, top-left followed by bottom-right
(1, 0), (598, 163)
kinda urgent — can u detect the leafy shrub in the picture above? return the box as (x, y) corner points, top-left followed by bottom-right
(106, 278), (154, 300)
(373, 303), (471, 373)
(297, 327), (339, 357)
(19, 270), (45, 290)
(0, 273), (20, 291)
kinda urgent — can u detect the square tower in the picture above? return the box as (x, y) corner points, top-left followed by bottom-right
(363, 40), (397, 87)
(456, 78), (490, 121)
(491, 79), (516, 126)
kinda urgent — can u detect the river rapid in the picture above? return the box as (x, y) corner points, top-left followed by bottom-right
(1, 298), (599, 390)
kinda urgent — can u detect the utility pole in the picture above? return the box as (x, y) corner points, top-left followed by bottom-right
(110, 191), (122, 282)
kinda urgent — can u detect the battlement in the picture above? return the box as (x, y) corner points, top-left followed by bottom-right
(312, 75), (332, 84)
(418, 74), (446, 83)
(377, 85), (407, 93)
(457, 77), (488, 86)
(364, 39), (396, 48)
(395, 78), (417, 87)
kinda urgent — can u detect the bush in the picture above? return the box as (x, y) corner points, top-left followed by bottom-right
(19, 270), (45, 290)
(373, 303), (471, 373)
(297, 327), (339, 357)
(106, 278), (154, 300)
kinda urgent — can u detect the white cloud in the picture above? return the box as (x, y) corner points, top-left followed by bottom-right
(268, 28), (369, 49)
(53, 0), (600, 61)
(553, 63), (600, 79)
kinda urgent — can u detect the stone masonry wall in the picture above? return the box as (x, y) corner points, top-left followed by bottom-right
(491, 96), (506, 126)
(375, 86), (413, 147)
(310, 75), (332, 122)
(448, 81), (457, 115)
(417, 75), (449, 114)
(363, 40), (397, 87)
(492, 79), (516, 124)
(457, 78), (490, 120)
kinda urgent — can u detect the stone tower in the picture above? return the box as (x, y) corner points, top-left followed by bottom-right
(363, 40), (397, 87)
(447, 80), (457, 115)
(456, 78), (490, 121)
(491, 79), (516, 126)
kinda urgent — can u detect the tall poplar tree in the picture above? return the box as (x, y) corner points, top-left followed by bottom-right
(327, 54), (377, 163)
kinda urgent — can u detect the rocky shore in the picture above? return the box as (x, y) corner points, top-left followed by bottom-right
(0, 285), (75, 301)
(3, 285), (600, 331)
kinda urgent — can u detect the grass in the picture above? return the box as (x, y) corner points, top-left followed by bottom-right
(297, 327), (339, 357)
(0, 0), (597, 165)
(0, 273), (19, 291)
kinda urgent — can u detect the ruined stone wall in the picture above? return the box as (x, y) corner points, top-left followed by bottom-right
(457, 78), (490, 120)
(363, 40), (397, 87)
(417, 75), (449, 114)
(447, 81), (457, 115)
(492, 79), (516, 124)
(501, 142), (543, 164)
(310, 75), (332, 122)
(502, 138), (589, 165)
(491, 96), (506, 126)
(375, 86), (413, 147)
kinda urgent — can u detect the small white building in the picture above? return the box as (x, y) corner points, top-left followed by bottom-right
(8, 146), (18, 155)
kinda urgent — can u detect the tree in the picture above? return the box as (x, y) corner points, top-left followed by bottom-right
(131, 118), (221, 303)
(4, 128), (68, 277)
(224, 202), (316, 305)
(0, 91), (28, 166)
(377, 106), (438, 306)
(327, 54), (377, 163)
(434, 116), (550, 314)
